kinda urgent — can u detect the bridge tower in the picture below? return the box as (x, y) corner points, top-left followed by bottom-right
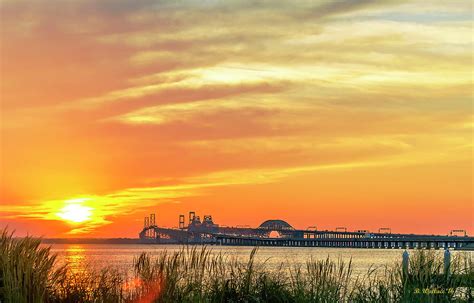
(149, 214), (156, 238)
(189, 211), (195, 226)
(144, 216), (149, 229)
(179, 214), (185, 229)
(144, 216), (150, 238)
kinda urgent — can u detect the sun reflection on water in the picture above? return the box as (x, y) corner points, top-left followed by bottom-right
(64, 244), (87, 274)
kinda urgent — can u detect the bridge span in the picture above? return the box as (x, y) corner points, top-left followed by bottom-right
(139, 212), (473, 250)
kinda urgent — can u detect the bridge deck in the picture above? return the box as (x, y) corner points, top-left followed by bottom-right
(140, 225), (474, 249)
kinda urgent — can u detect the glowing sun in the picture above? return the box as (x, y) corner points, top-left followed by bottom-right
(57, 203), (93, 223)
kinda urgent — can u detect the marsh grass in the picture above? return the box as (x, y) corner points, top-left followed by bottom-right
(0, 229), (66, 303)
(131, 247), (354, 302)
(1, 228), (472, 303)
(399, 250), (474, 302)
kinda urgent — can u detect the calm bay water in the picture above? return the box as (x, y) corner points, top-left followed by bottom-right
(47, 244), (469, 276)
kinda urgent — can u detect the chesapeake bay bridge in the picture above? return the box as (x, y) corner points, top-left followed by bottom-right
(139, 212), (474, 250)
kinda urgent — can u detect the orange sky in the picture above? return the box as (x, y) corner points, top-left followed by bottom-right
(1, 0), (472, 237)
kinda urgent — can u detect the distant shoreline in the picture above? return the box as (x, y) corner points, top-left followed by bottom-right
(41, 238), (142, 244)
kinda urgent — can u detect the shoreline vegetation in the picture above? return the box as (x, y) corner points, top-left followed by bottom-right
(1, 229), (472, 303)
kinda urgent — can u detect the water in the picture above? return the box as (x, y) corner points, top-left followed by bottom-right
(47, 243), (452, 276)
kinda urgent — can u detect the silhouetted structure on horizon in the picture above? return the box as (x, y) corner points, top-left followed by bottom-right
(139, 212), (473, 250)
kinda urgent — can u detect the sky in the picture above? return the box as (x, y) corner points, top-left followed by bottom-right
(0, 0), (472, 237)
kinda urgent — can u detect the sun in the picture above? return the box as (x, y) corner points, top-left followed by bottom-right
(57, 200), (93, 223)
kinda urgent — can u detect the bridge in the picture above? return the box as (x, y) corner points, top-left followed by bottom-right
(139, 212), (474, 250)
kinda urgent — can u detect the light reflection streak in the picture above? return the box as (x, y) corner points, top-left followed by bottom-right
(64, 244), (87, 275)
